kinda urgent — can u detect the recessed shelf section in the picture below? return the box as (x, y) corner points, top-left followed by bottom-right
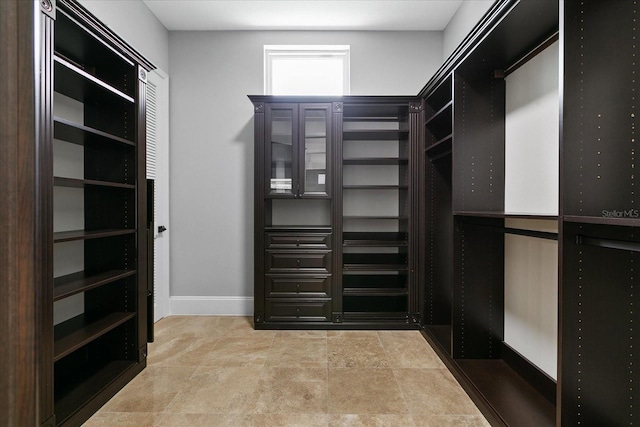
(343, 295), (408, 313)
(54, 117), (135, 147)
(343, 253), (408, 271)
(54, 177), (135, 190)
(425, 134), (453, 160)
(343, 130), (409, 141)
(53, 229), (135, 243)
(54, 360), (136, 426)
(55, 10), (136, 98)
(53, 312), (136, 362)
(342, 273), (407, 296)
(54, 270), (136, 301)
(425, 101), (453, 127)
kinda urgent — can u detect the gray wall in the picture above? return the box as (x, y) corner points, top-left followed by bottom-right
(169, 31), (442, 299)
(442, 0), (494, 60)
(78, 0), (169, 71)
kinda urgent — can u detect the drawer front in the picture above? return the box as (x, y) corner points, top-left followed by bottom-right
(266, 232), (332, 249)
(265, 275), (331, 297)
(265, 299), (331, 322)
(266, 251), (332, 273)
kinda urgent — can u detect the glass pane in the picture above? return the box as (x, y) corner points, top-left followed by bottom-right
(270, 109), (293, 194)
(304, 109), (327, 193)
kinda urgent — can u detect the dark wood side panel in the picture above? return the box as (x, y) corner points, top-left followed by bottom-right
(0, 0), (40, 425)
(253, 103), (265, 324)
(452, 217), (504, 359)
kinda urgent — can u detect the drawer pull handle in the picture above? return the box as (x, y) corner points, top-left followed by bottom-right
(296, 307), (300, 317)
(296, 283), (301, 292)
(296, 259), (300, 267)
(296, 239), (300, 246)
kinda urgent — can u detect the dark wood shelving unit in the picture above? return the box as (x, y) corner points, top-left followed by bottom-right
(53, 270), (136, 301)
(420, 1), (561, 425)
(29, 1), (154, 425)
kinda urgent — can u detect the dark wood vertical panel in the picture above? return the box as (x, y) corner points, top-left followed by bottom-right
(253, 103), (265, 323)
(0, 0), (40, 425)
(408, 102), (421, 321)
(136, 68), (148, 360)
(332, 102), (343, 320)
(37, 3), (55, 424)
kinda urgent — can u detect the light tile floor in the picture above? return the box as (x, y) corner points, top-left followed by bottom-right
(83, 316), (490, 426)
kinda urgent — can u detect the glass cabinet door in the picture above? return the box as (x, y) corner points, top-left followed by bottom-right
(300, 104), (331, 197)
(266, 104), (298, 196)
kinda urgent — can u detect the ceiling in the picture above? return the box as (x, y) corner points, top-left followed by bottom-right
(142, 0), (465, 31)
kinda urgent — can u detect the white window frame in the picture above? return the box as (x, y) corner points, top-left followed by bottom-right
(264, 45), (351, 95)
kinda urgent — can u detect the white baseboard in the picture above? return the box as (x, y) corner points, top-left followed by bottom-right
(170, 296), (254, 316)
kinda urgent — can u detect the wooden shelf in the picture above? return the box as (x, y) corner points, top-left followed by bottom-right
(54, 360), (136, 425)
(343, 232), (407, 247)
(563, 215), (640, 227)
(54, 270), (136, 301)
(343, 252), (408, 271)
(343, 130), (409, 141)
(53, 229), (135, 243)
(343, 216), (406, 220)
(425, 100), (453, 126)
(455, 359), (555, 427)
(54, 177), (135, 189)
(54, 312), (136, 362)
(343, 184), (408, 190)
(454, 211), (558, 220)
(343, 287), (408, 296)
(425, 134), (453, 159)
(54, 55), (134, 103)
(54, 117), (135, 147)
(342, 157), (408, 165)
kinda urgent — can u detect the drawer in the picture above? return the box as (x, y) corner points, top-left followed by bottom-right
(265, 299), (332, 322)
(266, 232), (332, 249)
(265, 275), (331, 297)
(266, 250), (332, 273)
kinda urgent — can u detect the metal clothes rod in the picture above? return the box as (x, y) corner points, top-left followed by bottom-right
(576, 235), (640, 253)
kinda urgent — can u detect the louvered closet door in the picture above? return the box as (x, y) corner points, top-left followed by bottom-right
(146, 70), (170, 322)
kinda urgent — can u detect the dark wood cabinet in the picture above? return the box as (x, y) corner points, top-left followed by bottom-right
(251, 96), (421, 328)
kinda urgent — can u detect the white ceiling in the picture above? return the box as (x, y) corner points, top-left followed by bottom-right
(142, 0), (464, 31)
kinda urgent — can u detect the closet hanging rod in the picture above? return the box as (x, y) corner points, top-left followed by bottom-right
(463, 222), (558, 241)
(576, 235), (640, 253)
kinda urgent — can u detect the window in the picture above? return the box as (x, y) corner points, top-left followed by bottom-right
(264, 45), (350, 96)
